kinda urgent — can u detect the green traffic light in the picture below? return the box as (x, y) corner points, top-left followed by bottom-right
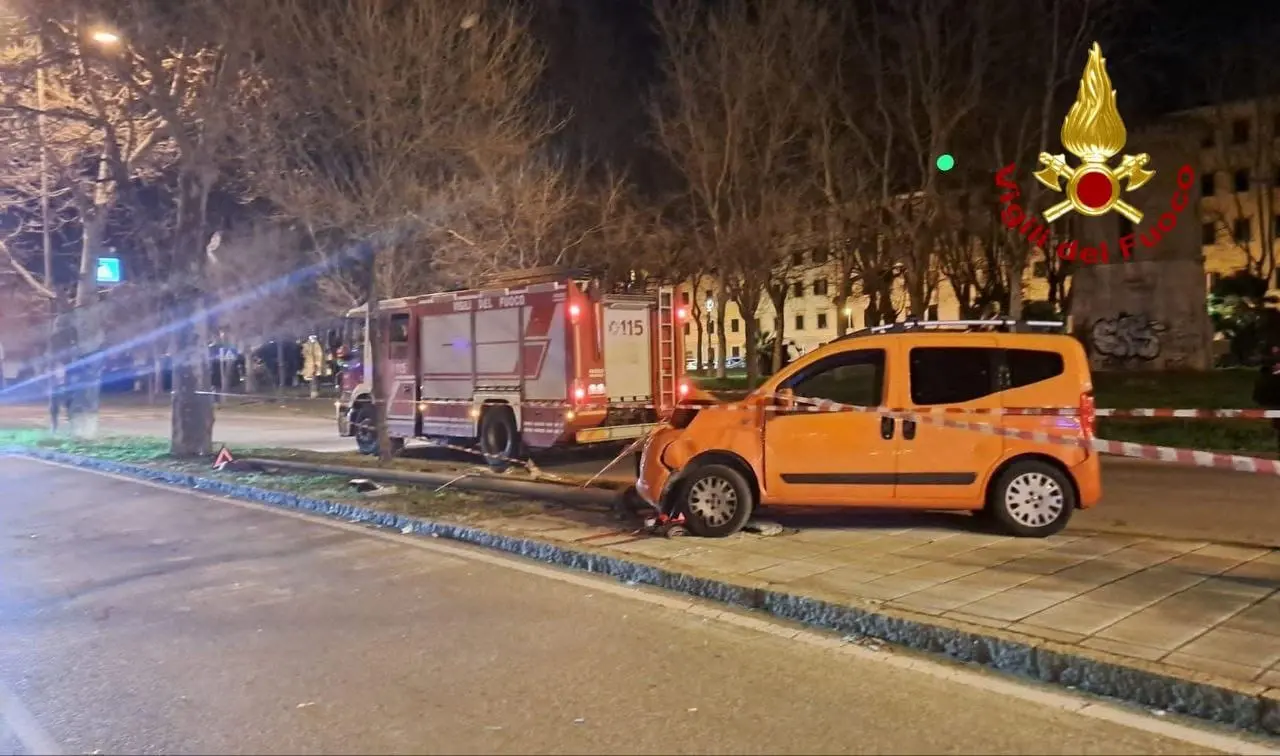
(936, 154), (955, 172)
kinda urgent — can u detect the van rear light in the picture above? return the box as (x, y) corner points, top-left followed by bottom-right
(1079, 390), (1096, 439)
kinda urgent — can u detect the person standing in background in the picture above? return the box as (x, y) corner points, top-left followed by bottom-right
(302, 334), (325, 398)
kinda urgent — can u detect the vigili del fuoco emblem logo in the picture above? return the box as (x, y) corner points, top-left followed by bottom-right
(1033, 42), (1154, 224)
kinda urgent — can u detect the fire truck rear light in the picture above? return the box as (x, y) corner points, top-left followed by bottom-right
(678, 381), (690, 397)
(469, 407), (481, 419)
(569, 303), (581, 320)
(565, 410), (575, 420)
(574, 387), (586, 400)
(677, 307), (688, 320)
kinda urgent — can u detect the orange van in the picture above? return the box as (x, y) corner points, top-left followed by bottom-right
(636, 320), (1101, 538)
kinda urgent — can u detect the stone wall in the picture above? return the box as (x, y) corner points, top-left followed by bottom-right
(1068, 124), (1214, 371)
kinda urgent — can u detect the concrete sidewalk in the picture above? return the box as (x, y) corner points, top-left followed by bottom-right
(474, 507), (1280, 693)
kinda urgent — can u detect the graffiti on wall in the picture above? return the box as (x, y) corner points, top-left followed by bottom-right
(1090, 312), (1166, 362)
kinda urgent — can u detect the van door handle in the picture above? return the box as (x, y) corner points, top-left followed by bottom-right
(903, 419), (917, 440)
(880, 416), (895, 440)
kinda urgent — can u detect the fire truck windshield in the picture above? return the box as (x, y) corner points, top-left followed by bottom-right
(340, 316), (366, 361)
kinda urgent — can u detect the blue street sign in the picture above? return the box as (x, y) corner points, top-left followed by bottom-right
(95, 257), (121, 284)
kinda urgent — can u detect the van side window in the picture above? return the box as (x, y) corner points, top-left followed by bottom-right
(910, 347), (997, 405)
(1006, 348), (1064, 389)
(389, 314), (410, 343)
(784, 349), (885, 407)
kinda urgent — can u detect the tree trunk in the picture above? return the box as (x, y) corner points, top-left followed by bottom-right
(743, 315), (760, 386)
(275, 340), (286, 390)
(693, 319), (705, 375)
(367, 251), (391, 461)
(769, 288), (787, 371)
(243, 341), (259, 394)
(169, 174), (216, 458)
(737, 288), (765, 385)
(65, 215), (112, 438)
(1007, 263), (1026, 321)
(170, 290), (215, 456)
(904, 269), (927, 318)
(714, 286), (728, 379)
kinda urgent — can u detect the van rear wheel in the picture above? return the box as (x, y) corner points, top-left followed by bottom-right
(989, 460), (1074, 537)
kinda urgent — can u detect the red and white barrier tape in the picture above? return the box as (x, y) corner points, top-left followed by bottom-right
(193, 389), (1280, 419)
(1096, 408), (1280, 419)
(769, 395), (1280, 477)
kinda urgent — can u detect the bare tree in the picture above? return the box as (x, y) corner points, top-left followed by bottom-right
(992, 0), (1112, 319)
(246, 0), (552, 460)
(0, 6), (170, 434)
(840, 0), (996, 319)
(651, 0), (829, 384)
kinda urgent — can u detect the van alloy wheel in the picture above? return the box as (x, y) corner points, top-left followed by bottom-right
(1004, 472), (1065, 528)
(687, 475), (739, 528)
(675, 463), (755, 538)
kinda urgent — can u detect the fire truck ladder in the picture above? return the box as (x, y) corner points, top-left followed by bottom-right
(656, 286), (677, 411)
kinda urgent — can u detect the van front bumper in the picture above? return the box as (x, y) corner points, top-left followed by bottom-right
(636, 430), (681, 507)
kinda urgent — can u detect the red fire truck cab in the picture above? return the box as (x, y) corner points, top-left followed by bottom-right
(336, 267), (690, 466)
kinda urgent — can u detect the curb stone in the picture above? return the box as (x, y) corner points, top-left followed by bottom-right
(7, 447), (1279, 738)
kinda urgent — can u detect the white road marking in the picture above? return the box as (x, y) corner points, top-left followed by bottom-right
(0, 679), (62, 755)
(19, 457), (1280, 755)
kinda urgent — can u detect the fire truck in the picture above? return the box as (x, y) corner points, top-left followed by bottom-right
(335, 267), (690, 467)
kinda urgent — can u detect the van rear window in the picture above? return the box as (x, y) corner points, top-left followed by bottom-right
(909, 347), (997, 405)
(909, 346), (1067, 405)
(1006, 349), (1065, 389)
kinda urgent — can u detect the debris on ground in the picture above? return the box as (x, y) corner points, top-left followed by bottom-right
(348, 478), (399, 497)
(841, 633), (884, 652)
(743, 519), (784, 536)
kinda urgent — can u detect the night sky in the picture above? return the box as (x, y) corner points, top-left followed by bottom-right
(548, 0), (1280, 122)
(1108, 0), (1280, 118)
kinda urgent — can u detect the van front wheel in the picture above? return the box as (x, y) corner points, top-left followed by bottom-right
(989, 461), (1074, 537)
(678, 464), (754, 538)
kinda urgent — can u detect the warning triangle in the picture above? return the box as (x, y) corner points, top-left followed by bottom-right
(213, 446), (234, 470)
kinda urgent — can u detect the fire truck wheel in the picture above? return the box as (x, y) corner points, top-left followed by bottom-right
(352, 404), (404, 457)
(353, 404), (378, 455)
(479, 405), (522, 471)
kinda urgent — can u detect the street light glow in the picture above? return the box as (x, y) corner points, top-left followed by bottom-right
(90, 29), (120, 45)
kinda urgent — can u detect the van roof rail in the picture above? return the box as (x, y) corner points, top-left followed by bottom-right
(837, 317), (1066, 341)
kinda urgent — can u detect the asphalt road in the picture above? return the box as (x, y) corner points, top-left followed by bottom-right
(2, 458), (1272, 755)
(2, 403), (1277, 548)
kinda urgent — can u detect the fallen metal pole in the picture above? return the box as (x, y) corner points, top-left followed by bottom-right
(241, 457), (616, 509)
